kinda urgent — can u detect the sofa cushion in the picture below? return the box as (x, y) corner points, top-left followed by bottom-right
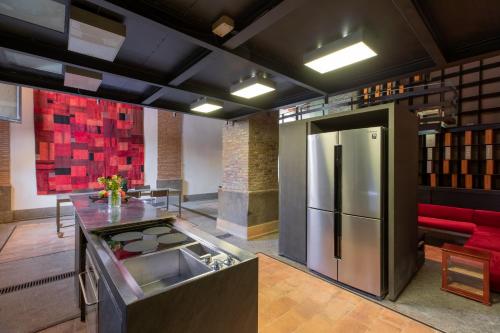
(418, 204), (474, 223)
(418, 216), (476, 234)
(473, 209), (500, 228)
(465, 227), (500, 252)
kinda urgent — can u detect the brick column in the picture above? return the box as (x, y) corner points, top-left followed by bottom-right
(217, 111), (279, 239)
(0, 121), (12, 222)
(157, 110), (183, 189)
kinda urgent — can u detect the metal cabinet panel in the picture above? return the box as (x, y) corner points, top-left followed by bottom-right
(340, 127), (383, 219)
(338, 214), (382, 296)
(307, 208), (337, 279)
(278, 122), (307, 264)
(307, 132), (338, 211)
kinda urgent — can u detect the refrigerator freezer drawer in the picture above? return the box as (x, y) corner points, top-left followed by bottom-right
(307, 208), (337, 279)
(307, 132), (338, 211)
(338, 214), (383, 296)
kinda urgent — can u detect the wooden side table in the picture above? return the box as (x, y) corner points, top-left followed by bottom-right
(442, 243), (491, 305)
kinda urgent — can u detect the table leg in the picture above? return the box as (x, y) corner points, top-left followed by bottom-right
(178, 189), (182, 217)
(166, 189), (170, 211)
(56, 200), (63, 238)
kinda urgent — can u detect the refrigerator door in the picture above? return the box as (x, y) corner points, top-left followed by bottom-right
(307, 208), (337, 279)
(339, 127), (383, 219)
(338, 214), (382, 296)
(307, 132), (338, 211)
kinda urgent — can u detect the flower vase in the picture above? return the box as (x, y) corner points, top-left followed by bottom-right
(108, 190), (121, 208)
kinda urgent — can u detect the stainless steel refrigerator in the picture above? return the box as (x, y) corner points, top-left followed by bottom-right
(307, 126), (386, 297)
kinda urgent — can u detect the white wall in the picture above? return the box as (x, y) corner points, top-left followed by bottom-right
(10, 88), (56, 210)
(9, 88), (158, 210)
(182, 114), (224, 195)
(143, 107), (158, 188)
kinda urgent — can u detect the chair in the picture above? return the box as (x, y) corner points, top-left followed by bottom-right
(151, 189), (169, 210)
(127, 191), (141, 198)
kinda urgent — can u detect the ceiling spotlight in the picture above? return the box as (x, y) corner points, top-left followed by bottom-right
(304, 30), (377, 74)
(230, 76), (276, 99)
(212, 15), (234, 37)
(190, 97), (223, 113)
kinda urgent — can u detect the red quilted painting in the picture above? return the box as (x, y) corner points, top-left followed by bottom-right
(34, 90), (144, 194)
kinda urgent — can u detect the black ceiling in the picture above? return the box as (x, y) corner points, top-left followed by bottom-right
(0, 0), (499, 119)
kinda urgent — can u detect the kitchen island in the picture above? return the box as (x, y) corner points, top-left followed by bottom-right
(73, 194), (258, 333)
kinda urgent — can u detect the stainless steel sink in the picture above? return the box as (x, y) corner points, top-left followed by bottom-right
(122, 249), (211, 295)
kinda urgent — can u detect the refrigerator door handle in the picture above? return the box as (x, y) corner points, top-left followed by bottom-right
(334, 145), (342, 259)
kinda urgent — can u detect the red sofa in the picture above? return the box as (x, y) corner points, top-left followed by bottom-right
(418, 203), (500, 292)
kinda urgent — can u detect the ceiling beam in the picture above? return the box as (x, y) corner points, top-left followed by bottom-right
(0, 67), (229, 119)
(223, 0), (306, 49)
(87, 0), (327, 96)
(0, 33), (265, 112)
(169, 50), (215, 86)
(392, 0), (447, 67)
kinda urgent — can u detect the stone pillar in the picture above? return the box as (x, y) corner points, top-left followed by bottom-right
(217, 111), (279, 239)
(0, 121), (12, 223)
(157, 110), (183, 189)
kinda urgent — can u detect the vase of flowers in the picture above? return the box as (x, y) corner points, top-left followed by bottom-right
(98, 175), (124, 208)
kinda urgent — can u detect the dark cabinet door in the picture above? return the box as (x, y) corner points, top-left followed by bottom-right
(98, 276), (123, 333)
(278, 121), (307, 264)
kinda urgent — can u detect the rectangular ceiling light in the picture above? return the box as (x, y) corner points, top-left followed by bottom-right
(0, 0), (66, 32)
(64, 66), (102, 91)
(190, 98), (223, 113)
(304, 31), (377, 74)
(68, 6), (126, 62)
(230, 76), (276, 99)
(3, 50), (63, 75)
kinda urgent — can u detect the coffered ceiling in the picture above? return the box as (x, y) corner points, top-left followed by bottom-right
(0, 0), (499, 119)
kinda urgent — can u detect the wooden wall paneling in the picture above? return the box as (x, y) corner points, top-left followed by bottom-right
(484, 175), (492, 190)
(486, 160), (494, 175)
(430, 173), (437, 187)
(443, 160), (450, 174)
(451, 174), (458, 188)
(465, 175), (473, 189)
(461, 160), (469, 174)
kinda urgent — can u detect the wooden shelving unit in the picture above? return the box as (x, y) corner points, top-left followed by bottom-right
(442, 243), (491, 305)
(418, 126), (500, 190)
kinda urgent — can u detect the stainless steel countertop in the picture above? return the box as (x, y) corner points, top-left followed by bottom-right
(70, 194), (176, 233)
(74, 195), (258, 307)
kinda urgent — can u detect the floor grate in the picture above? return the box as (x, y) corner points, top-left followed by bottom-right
(0, 271), (75, 296)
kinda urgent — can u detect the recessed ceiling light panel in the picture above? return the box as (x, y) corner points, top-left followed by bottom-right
(212, 15), (234, 37)
(3, 50), (63, 74)
(190, 97), (223, 113)
(68, 6), (126, 62)
(64, 66), (102, 91)
(230, 76), (276, 99)
(304, 30), (377, 74)
(0, 0), (66, 32)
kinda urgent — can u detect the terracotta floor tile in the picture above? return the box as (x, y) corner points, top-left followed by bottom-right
(260, 309), (304, 333)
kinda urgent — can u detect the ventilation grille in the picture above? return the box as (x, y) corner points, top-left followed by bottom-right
(0, 271), (75, 295)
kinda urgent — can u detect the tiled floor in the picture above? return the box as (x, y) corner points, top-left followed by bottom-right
(1, 202), (497, 332)
(0, 220), (74, 263)
(258, 254), (435, 333)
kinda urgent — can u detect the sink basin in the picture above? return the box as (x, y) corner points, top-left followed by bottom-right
(185, 243), (219, 258)
(122, 249), (211, 295)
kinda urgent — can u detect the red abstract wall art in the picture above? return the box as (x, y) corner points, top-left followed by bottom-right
(34, 90), (144, 194)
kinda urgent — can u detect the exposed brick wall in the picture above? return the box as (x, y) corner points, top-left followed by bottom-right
(0, 121), (10, 186)
(221, 111), (278, 192)
(222, 119), (249, 191)
(249, 112), (278, 191)
(157, 110), (183, 181)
